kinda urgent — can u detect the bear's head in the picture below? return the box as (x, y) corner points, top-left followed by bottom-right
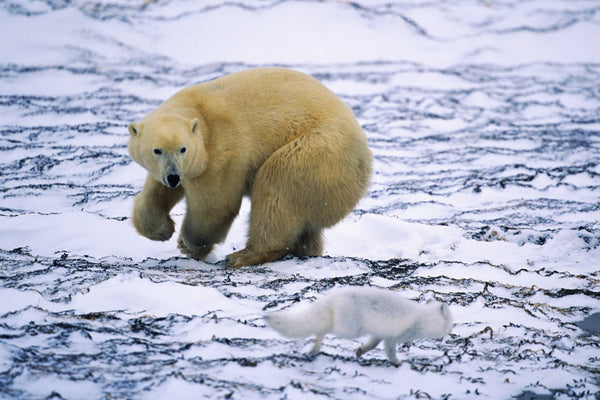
(128, 115), (208, 188)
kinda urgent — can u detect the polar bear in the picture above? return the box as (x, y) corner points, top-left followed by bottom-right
(128, 68), (372, 267)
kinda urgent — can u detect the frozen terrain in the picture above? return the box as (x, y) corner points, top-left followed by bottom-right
(1, 0), (599, 399)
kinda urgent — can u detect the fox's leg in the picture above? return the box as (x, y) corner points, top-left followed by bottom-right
(309, 333), (324, 355)
(383, 338), (401, 366)
(356, 336), (382, 358)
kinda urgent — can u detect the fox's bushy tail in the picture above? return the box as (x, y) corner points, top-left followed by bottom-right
(265, 302), (330, 338)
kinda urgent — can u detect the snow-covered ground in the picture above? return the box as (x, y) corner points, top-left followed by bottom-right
(1, 1), (599, 399)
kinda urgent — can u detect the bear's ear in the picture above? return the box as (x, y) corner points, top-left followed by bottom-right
(190, 118), (200, 135)
(128, 122), (140, 137)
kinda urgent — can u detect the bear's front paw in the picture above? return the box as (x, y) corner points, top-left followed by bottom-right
(132, 210), (175, 241)
(177, 235), (213, 260)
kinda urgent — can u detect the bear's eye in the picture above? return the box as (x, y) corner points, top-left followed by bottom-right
(179, 147), (187, 154)
(153, 148), (162, 155)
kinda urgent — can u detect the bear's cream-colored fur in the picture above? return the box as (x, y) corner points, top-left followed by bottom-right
(128, 68), (372, 267)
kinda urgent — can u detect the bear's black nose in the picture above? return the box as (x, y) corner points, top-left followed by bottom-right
(167, 174), (180, 188)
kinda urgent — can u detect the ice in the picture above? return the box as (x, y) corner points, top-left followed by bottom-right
(0, 212), (179, 260)
(67, 273), (253, 317)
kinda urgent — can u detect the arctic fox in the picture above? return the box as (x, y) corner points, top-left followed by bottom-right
(265, 286), (452, 366)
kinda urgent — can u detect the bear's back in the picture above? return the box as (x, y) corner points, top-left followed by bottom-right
(206, 68), (340, 108)
(186, 68), (357, 133)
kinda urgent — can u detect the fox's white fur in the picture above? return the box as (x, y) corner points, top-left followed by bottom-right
(265, 286), (452, 365)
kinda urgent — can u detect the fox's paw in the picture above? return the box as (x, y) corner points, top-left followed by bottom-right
(388, 358), (401, 367)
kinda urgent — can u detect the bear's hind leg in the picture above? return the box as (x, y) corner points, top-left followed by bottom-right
(225, 248), (290, 268)
(225, 176), (306, 267)
(225, 223), (321, 269)
(226, 132), (353, 268)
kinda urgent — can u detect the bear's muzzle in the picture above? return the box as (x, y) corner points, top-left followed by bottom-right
(166, 174), (180, 188)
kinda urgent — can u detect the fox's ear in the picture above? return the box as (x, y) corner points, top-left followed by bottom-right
(128, 122), (140, 137)
(190, 118), (200, 134)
